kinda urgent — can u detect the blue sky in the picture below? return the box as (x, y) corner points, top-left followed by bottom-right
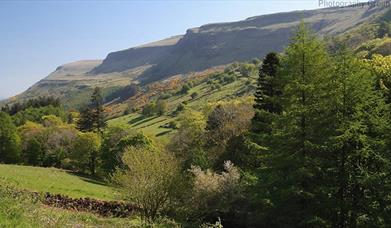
(0, 0), (326, 98)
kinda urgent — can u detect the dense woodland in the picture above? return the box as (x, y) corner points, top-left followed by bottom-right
(3, 23), (391, 227)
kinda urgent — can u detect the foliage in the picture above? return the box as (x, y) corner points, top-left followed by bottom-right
(188, 161), (242, 223)
(156, 100), (168, 116)
(0, 112), (21, 163)
(12, 105), (66, 126)
(113, 146), (182, 221)
(77, 87), (107, 133)
(169, 109), (208, 169)
(100, 126), (153, 175)
(71, 132), (101, 175)
(2, 96), (60, 115)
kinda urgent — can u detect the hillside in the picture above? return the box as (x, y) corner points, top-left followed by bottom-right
(0, 164), (118, 200)
(7, 4), (390, 108)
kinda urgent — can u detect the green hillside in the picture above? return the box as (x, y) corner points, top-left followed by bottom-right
(0, 164), (118, 200)
(108, 66), (257, 140)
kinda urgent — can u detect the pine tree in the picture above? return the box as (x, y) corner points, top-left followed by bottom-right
(77, 87), (106, 133)
(77, 107), (94, 132)
(328, 47), (391, 227)
(258, 22), (334, 226)
(252, 52), (282, 135)
(90, 87), (106, 134)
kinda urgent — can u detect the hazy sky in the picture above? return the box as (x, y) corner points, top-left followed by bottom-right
(0, 0), (327, 98)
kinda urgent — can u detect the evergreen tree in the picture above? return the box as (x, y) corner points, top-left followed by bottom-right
(258, 22), (334, 226)
(77, 87), (106, 133)
(328, 47), (391, 227)
(77, 107), (94, 132)
(252, 52), (282, 135)
(90, 87), (106, 134)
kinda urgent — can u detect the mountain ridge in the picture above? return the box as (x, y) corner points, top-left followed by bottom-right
(6, 4), (390, 108)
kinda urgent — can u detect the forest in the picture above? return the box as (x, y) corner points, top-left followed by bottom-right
(2, 23), (391, 227)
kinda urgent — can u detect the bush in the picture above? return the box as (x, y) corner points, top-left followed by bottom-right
(191, 92), (199, 99)
(113, 146), (183, 221)
(223, 74), (236, 84)
(142, 103), (156, 116)
(159, 93), (172, 100)
(155, 100), (168, 116)
(101, 128), (153, 175)
(179, 84), (191, 95)
(188, 161), (242, 222)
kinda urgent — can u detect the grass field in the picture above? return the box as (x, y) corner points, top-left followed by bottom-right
(0, 164), (118, 200)
(0, 165), (181, 227)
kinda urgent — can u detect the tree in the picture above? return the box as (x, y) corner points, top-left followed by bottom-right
(71, 132), (101, 175)
(100, 126), (153, 175)
(77, 87), (106, 133)
(206, 102), (254, 161)
(169, 109), (208, 169)
(77, 107), (94, 132)
(252, 52), (282, 135)
(0, 112), (21, 163)
(257, 23), (334, 226)
(142, 102), (156, 116)
(18, 121), (45, 166)
(155, 100), (168, 116)
(113, 146), (182, 221)
(328, 47), (391, 227)
(90, 87), (106, 134)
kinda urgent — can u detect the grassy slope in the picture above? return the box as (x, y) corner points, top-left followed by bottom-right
(0, 164), (118, 200)
(108, 75), (256, 140)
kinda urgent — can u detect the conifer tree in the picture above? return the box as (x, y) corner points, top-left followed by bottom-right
(77, 107), (94, 132)
(328, 47), (391, 227)
(90, 87), (106, 134)
(252, 52), (281, 135)
(258, 22), (334, 226)
(77, 87), (106, 133)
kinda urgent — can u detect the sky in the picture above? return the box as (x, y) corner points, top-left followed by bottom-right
(0, 0), (336, 98)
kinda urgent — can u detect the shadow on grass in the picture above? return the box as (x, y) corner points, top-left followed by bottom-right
(155, 130), (172, 137)
(65, 171), (109, 187)
(127, 115), (148, 125)
(132, 116), (159, 127)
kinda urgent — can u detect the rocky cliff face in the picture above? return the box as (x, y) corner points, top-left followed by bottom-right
(8, 4), (389, 107)
(91, 5), (388, 83)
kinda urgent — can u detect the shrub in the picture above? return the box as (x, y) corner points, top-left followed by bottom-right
(179, 84), (191, 95)
(188, 161), (242, 221)
(100, 128), (153, 175)
(191, 92), (199, 99)
(159, 93), (172, 100)
(113, 146), (183, 221)
(142, 102), (156, 116)
(155, 100), (168, 116)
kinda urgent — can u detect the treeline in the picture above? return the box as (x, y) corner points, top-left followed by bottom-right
(0, 88), (151, 176)
(2, 96), (61, 115)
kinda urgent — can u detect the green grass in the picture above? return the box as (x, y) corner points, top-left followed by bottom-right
(0, 164), (118, 200)
(0, 180), (177, 227)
